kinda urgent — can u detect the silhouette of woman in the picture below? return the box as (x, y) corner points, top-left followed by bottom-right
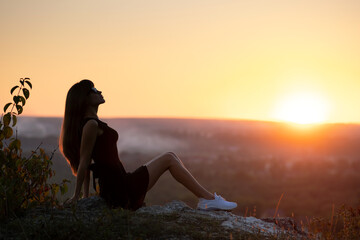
(60, 79), (237, 210)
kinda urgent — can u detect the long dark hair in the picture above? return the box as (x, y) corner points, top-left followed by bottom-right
(59, 79), (94, 175)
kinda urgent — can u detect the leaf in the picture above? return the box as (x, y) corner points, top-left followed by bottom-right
(20, 79), (24, 86)
(16, 158), (22, 166)
(3, 113), (11, 126)
(4, 103), (12, 112)
(23, 88), (30, 99)
(16, 105), (23, 115)
(19, 96), (26, 106)
(25, 80), (32, 89)
(60, 184), (68, 195)
(52, 185), (60, 195)
(15, 139), (21, 149)
(9, 140), (15, 150)
(3, 126), (13, 139)
(63, 179), (70, 184)
(12, 115), (17, 127)
(11, 152), (17, 159)
(10, 86), (19, 95)
(13, 96), (19, 104)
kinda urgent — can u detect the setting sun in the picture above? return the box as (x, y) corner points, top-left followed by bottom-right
(274, 92), (329, 124)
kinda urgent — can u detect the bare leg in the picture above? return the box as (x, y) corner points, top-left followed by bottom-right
(145, 152), (214, 200)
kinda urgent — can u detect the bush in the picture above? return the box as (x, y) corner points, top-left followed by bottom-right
(0, 78), (69, 219)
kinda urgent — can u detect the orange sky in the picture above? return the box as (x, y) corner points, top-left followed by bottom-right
(1, 0), (359, 123)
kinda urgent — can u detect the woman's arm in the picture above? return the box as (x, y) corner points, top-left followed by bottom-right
(67, 120), (98, 203)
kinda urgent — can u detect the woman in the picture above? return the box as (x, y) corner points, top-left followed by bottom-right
(59, 79), (237, 211)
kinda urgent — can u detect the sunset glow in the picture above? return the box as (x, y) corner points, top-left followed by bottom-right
(274, 93), (329, 124)
(1, 1), (360, 123)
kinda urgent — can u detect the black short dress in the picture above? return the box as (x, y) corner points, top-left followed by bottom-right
(81, 118), (149, 210)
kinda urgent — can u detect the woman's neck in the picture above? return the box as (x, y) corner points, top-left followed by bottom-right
(84, 106), (99, 119)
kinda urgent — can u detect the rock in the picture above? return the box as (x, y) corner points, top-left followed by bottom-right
(262, 217), (307, 237)
(22, 196), (109, 225)
(137, 200), (307, 238)
(76, 195), (108, 211)
(136, 200), (192, 214)
(3, 197), (309, 239)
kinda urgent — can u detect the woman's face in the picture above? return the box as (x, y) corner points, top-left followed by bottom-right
(87, 87), (105, 106)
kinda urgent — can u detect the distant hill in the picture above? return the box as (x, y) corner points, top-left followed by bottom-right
(17, 116), (360, 159)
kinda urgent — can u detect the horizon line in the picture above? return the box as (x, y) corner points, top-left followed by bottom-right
(18, 114), (360, 125)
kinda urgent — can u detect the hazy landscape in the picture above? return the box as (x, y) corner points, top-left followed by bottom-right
(16, 117), (360, 221)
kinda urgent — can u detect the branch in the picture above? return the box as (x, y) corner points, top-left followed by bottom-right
(26, 142), (43, 161)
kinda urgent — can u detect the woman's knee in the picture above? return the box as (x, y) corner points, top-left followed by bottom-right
(146, 152), (181, 191)
(163, 151), (182, 166)
(152, 152), (175, 168)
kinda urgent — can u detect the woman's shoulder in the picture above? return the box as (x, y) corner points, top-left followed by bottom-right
(82, 117), (107, 128)
(81, 118), (98, 132)
(81, 119), (101, 140)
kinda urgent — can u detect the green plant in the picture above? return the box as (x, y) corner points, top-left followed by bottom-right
(0, 78), (69, 219)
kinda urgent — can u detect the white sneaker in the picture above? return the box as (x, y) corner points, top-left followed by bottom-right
(197, 193), (237, 211)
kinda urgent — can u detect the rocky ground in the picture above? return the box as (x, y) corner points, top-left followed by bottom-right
(1, 196), (310, 240)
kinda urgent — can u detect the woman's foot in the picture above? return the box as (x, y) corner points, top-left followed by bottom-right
(197, 193), (237, 211)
